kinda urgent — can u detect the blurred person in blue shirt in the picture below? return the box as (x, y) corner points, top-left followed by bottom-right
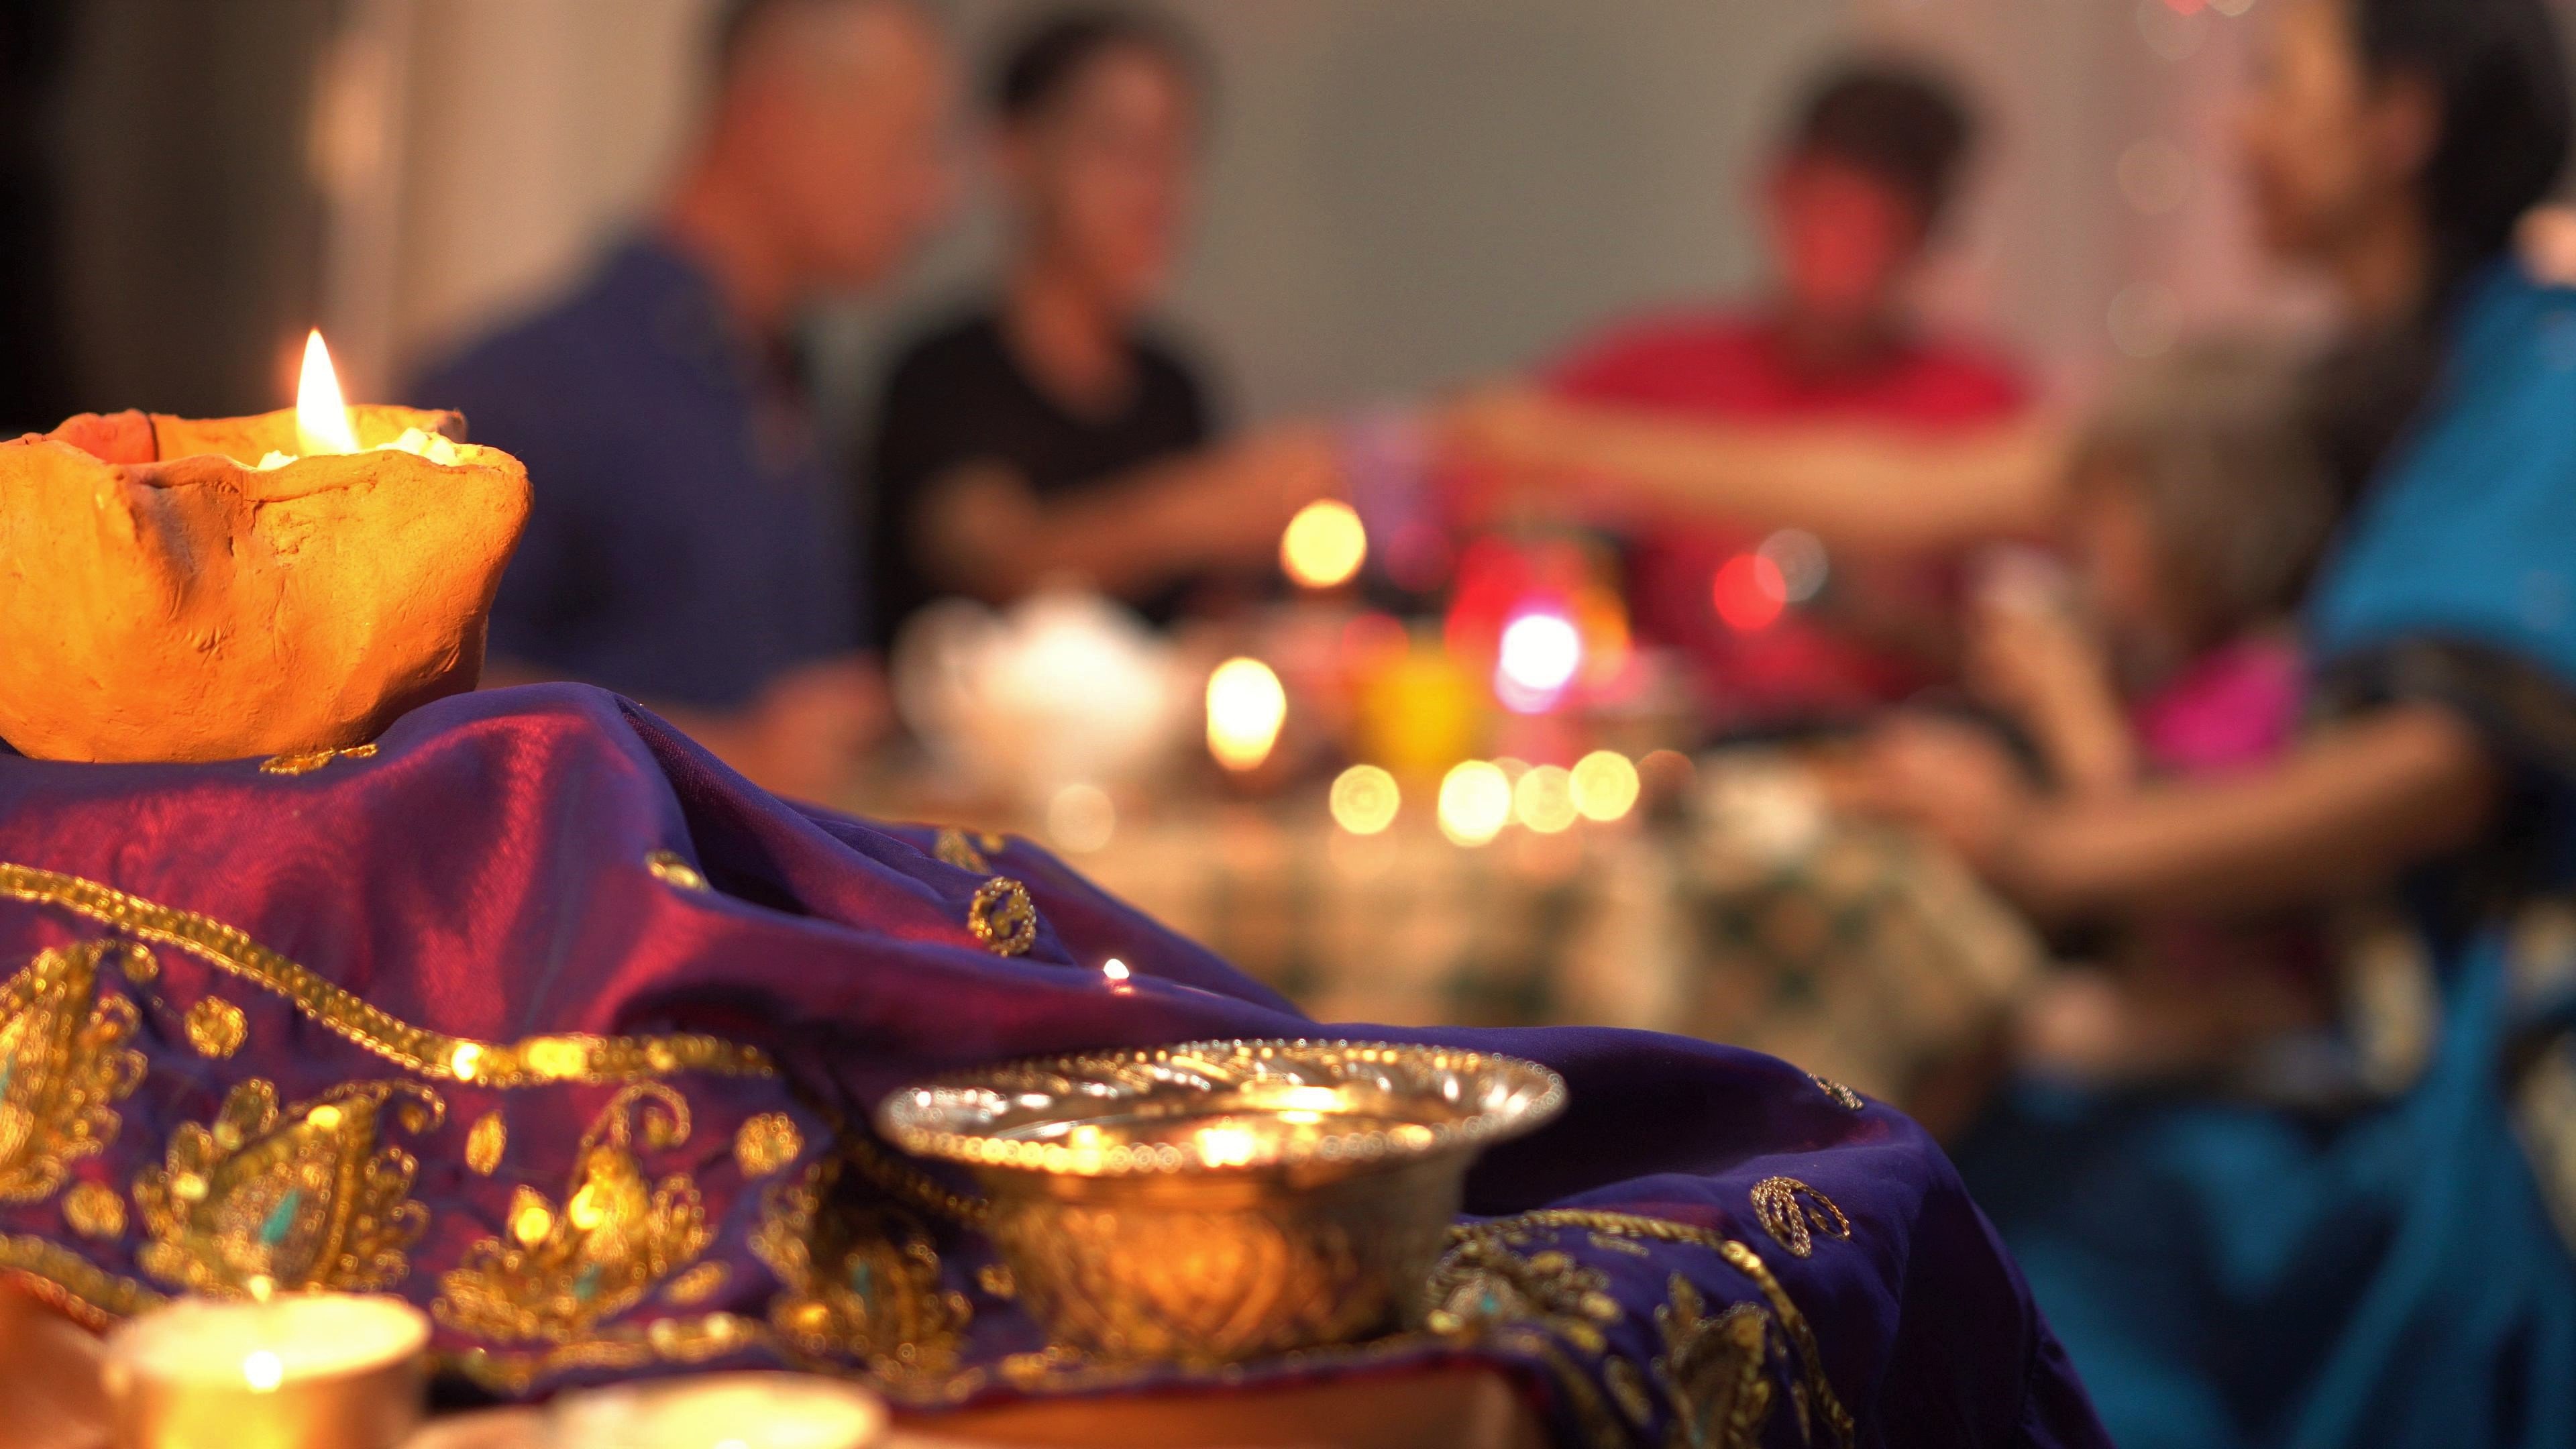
(412, 0), (957, 798)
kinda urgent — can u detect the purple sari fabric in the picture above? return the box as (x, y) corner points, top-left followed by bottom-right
(0, 686), (2101, 1448)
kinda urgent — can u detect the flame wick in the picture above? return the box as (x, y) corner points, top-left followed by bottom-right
(296, 329), (360, 457)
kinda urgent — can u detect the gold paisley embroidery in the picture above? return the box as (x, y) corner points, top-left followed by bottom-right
(966, 877), (1038, 957)
(932, 828), (989, 873)
(0, 1232), (164, 1328)
(0, 943), (147, 1203)
(1748, 1177), (1849, 1259)
(434, 1085), (711, 1345)
(1805, 1073), (1864, 1111)
(443, 1311), (765, 1396)
(465, 1110), (507, 1177)
(663, 1261), (731, 1307)
(753, 1157), (971, 1386)
(62, 1181), (127, 1240)
(0, 862), (772, 1088)
(1424, 1226), (1622, 1354)
(645, 850), (710, 893)
(1655, 1274), (1774, 1449)
(260, 743), (379, 776)
(115, 945), (157, 985)
(733, 1112), (803, 1179)
(135, 1079), (441, 1295)
(183, 998), (248, 1059)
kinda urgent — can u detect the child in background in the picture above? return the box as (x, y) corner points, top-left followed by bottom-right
(1882, 339), (2344, 1084)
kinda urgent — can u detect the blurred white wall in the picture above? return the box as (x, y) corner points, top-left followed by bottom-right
(336, 0), (1850, 423)
(334, 0), (2574, 430)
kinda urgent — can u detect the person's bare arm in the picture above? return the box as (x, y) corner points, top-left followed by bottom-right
(915, 424), (1341, 605)
(2001, 704), (2499, 918)
(1443, 386), (2066, 552)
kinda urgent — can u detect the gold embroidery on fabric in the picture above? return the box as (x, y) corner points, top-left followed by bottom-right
(1605, 1354), (1656, 1426)
(0, 943), (147, 1203)
(663, 1261), (730, 1307)
(1748, 1177), (1849, 1259)
(0, 862), (773, 1088)
(1805, 1073), (1864, 1111)
(1654, 1274), (1774, 1449)
(465, 1110), (507, 1177)
(645, 850), (710, 893)
(1425, 1228), (1622, 1354)
(182, 998), (248, 1059)
(116, 945), (157, 985)
(135, 1079), (441, 1295)
(1716, 1240), (1854, 1449)
(1453, 1210), (1854, 1449)
(62, 1181), (127, 1240)
(734, 1112), (803, 1178)
(434, 1085), (712, 1345)
(0, 1232), (164, 1328)
(977, 1261), (1016, 1299)
(932, 829), (989, 873)
(1590, 1231), (1654, 1257)
(260, 743), (379, 776)
(443, 1311), (765, 1395)
(966, 878), (1038, 957)
(753, 1158), (971, 1385)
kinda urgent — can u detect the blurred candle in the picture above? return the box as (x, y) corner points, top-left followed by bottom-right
(1570, 750), (1641, 822)
(1281, 499), (1368, 588)
(1494, 610), (1582, 713)
(1438, 760), (1513, 847)
(1513, 764), (1578, 834)
(105, 1293), (429, 1449)
(1329, 763), (1401, 835)
(1206, 657), (1288, 771)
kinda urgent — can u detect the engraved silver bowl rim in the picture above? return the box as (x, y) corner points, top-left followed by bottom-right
(873, 1037), (1567, 1179)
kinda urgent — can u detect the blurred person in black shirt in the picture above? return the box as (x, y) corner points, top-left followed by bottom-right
(864, 9), (1337, 645)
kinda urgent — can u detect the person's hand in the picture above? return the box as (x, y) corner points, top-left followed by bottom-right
(1965, 588), (2111, 727)
(1847, 712), (2040, 878)
(1220, 420), (1344, 522)
(1434, 383), (1570, 469)
(730, 655), (888, 801)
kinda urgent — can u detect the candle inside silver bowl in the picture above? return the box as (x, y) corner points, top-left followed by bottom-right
(876, 1038), (1566, 1365)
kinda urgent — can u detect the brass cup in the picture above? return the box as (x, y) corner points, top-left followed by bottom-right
(103, 1295), (429, 1449)
(879, 1038), (1567, 1365)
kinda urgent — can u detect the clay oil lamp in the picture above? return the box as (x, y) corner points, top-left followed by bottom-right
(0, 332), (530, 764)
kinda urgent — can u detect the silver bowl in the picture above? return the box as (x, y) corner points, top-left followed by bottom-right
(876, 1038), (1566, 1364)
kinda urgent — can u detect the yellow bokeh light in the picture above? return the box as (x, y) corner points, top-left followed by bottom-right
(295, 329), (360, 457)
(1513, 764), (1578, 834)
(1206, 657), (1288, 771)
(1571, 750), (1642, 822)
(1281, 499), (1367, 588)
(1329, 764), (1401, 835)
(1438, 760), (1513, 847)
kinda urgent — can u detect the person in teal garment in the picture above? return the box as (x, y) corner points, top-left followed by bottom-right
(1854, 1), (2576, 1445)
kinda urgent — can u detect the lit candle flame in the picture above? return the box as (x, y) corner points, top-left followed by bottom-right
(241, 1349), (285, 1393)
(296, 329), (360, 458)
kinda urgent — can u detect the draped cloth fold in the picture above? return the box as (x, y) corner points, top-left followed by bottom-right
(0, 685), (2100, 1448)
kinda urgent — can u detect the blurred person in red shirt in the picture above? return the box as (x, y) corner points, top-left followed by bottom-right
(1501, 62), (2032, 730)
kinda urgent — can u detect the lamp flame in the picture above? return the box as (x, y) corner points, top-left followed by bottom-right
(296, 329), (360, 457)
